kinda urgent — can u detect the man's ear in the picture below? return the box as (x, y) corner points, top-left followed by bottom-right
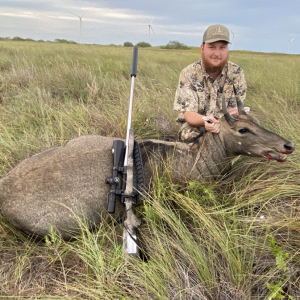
(200, 44), (204, 53)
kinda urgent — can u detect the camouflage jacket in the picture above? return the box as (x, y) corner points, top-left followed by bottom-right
(174, 59), (247, 120)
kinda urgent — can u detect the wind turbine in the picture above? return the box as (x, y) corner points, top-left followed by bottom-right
(230, 30), (237, 50)
(287, 38), (295, 54)
(147, 16), (155, 44)
(68, 11), (85, 44)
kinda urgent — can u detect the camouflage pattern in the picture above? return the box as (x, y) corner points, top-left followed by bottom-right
(174, 59), (247, 142)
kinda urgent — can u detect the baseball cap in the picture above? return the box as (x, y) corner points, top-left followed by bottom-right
(202, 24), (231, 44)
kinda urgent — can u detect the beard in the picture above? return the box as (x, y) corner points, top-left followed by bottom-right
(202, 52), (229, 74)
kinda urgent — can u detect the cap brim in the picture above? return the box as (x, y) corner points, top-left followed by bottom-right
(204, 38), (231, 44)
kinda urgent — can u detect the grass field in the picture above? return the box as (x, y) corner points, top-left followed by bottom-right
(0, 41), (300, 299)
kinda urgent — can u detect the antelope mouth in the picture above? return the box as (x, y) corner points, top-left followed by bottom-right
(263, 151), (287, 163)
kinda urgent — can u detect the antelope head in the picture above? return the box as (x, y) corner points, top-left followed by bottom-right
(219, 94), (295, 162)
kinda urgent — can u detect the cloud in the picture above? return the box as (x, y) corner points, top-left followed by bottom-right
(0, 0), (298, 52)
(0, 0), (154, 23)
(0, 11), (40, 19)
(102, 12), (146, 20)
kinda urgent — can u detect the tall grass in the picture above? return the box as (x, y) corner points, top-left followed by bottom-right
(0, 41), (299, 299)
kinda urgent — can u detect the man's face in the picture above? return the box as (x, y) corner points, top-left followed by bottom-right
(201, 41), (229, 74)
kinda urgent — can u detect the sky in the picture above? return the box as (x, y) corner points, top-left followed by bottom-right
(0, 0), (299, 53)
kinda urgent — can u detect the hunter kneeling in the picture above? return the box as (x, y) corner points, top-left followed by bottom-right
(174, 24), (247, 143)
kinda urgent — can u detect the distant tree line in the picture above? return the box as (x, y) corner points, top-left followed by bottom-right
(123, 40), (191, 50)
(124, 41), (151, 48)
(0, 37), (190, 49)
(161, 40), (191, 50)
(0, 37), (77, 44)
(54, 39), (77, 44)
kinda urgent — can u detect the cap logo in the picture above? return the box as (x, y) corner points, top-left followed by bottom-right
(212, 26), (227, 37)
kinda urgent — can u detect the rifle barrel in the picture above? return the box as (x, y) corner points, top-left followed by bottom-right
(124, 46), (138, 167)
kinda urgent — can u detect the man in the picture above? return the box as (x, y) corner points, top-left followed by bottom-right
(174, 24), (247, 143)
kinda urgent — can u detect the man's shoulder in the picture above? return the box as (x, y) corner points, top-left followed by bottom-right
(227, 61), (244, 76)
(181, 59), (202, 74)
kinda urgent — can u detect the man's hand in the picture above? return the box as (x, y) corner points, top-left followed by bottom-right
(183, 111), (221, 133)
(184, 109), (240, 135)
(203, 116), (220, 133)
(203, 108), (237, 133)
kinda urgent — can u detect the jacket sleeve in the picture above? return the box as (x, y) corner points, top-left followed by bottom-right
(173, 70), (199, 113)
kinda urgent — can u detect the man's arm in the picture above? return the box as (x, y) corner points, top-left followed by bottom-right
(173, 68), (199, 114)
(184, 111), (220, 134)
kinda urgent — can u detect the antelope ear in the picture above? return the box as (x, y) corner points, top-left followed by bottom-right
(244, 107), (250, 114)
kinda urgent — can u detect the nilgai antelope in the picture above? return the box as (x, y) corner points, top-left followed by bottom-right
(0, 97), (294, 239)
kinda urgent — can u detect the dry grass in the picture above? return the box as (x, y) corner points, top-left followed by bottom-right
(0, 41), (300, 299)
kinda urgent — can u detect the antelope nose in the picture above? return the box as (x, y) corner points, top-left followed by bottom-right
(284, 141), (295, 153)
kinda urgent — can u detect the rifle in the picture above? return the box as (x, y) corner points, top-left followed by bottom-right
(105, 46), (145, 257)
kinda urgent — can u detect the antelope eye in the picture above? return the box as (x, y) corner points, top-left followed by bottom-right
(238, 128), (249, 134)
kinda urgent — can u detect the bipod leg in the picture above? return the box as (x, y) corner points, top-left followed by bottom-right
(123, 129), (141, 260)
